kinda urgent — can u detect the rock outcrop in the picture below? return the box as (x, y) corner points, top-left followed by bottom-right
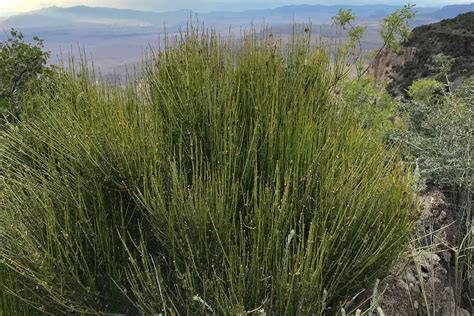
(368, 47), (417, 82)
(378, 186), (471, 315)
(369, 12), (474, 95)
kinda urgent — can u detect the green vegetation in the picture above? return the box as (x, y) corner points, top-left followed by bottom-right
(329, 8), (472, 311)
(395, 76), (472, 209)
(391, 69), (473, 312)
(389, 12), (474, 95)
(6, 6), (470, 314)
(339, 77), (401, 139)
(333, 4), (415, 78)
(427, 53), (456, 85)
(406, 78), (444, 103)
(436, 12), (474, 35)
(0, 28), (415, 314)
(0, 29), (51, 124)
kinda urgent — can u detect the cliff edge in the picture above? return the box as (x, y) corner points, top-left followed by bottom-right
(369, 12), (474, 94)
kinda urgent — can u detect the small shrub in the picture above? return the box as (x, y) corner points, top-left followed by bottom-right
(407, 78), (444, 103)
(340, 77), (402, 138)
(427, 53), (455, 84)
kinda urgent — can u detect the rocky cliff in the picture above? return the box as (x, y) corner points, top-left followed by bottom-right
(369, 12), (474, 95)
(368, 47), (417, 82)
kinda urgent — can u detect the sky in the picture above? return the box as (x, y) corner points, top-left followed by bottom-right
(0, 0), (471, 15)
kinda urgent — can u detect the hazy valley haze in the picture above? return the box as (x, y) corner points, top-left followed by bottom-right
(1, 2), (473, 79)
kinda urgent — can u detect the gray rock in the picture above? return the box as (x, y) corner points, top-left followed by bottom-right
(378, 186), (470, 316)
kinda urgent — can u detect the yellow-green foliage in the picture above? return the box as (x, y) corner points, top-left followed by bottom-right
(340, 77), (402, 138)
(407, 78), (444, 103)
(1, 29), (415, 314)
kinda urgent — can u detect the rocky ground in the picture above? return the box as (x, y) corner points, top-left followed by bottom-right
(378, 186), (471, 316)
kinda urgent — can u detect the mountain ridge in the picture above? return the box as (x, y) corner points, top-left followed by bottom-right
(7, 3), (473, 20)
(3, 3), (472, 31)
(383, 12), (474, 94)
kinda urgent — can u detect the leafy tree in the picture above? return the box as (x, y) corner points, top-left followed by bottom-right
(427, 53), (455, 86)
(0, 29), (50, 122)
(332, 6), (415, 137)
(379, 4), (415, 51)
(333, 5), (415, 78)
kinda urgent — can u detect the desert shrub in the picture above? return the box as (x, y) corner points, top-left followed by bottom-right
(391, 74), (473, 312)
(1, 29), (415, 314)
(455, 75), (474, 104)
(395, 78), (472, 191)
(407, 78), (444, 103)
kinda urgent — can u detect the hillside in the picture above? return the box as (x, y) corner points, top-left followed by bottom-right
(386, 12), (474, 94)
(429, 3), (474, 19)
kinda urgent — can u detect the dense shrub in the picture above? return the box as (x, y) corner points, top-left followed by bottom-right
(394, 78), (473, 191)
(1, 30), (415, 314)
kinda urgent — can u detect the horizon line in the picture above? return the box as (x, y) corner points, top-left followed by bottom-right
(4, 2), (473, 17)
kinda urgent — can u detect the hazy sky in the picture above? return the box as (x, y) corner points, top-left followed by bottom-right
(0, 0), (471, 15)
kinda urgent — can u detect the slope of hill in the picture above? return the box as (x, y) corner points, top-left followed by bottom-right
(386, 12), (474, 94)
(429, 3), (474, 19)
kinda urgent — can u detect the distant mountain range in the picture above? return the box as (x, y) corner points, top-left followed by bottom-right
(2, 3), (473, 32)
(429, 3), (474, 19)
(1, 3), (472, 77)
